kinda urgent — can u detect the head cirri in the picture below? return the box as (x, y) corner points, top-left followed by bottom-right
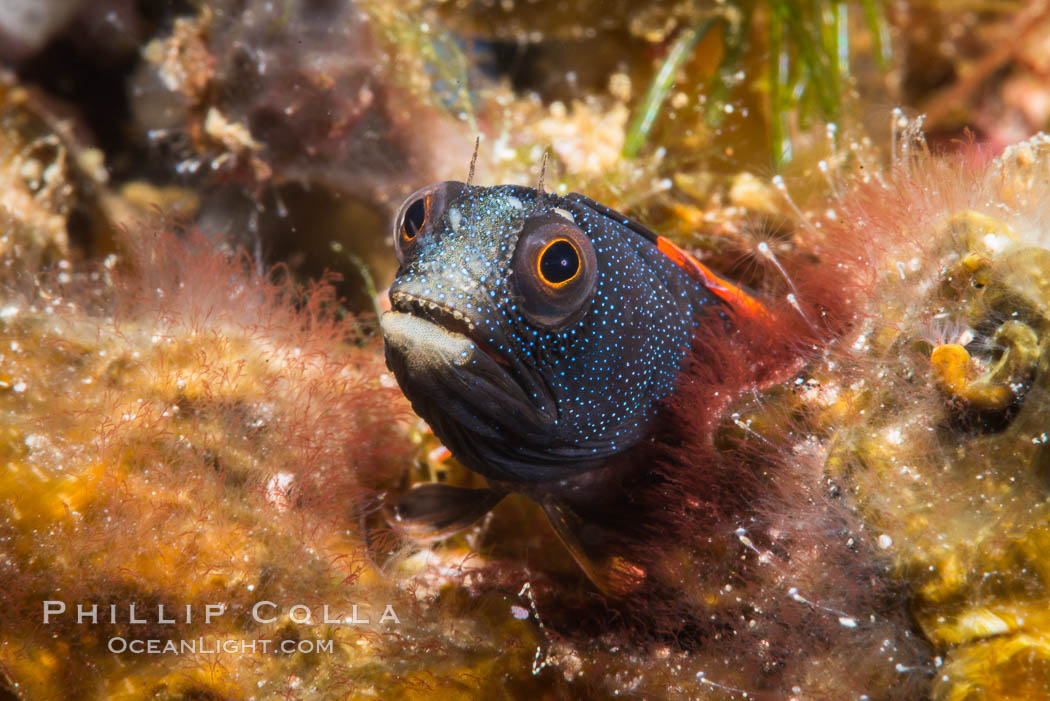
(380, 181), (729, 486)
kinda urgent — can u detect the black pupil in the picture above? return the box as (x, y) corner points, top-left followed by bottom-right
(402, 197), (427, 239)
(540, 240), (580, 284)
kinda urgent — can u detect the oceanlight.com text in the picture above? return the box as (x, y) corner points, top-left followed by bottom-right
(107, 637), (336, 655)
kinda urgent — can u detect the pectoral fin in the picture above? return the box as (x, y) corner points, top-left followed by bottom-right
(539, 496), (646, 597)
(384, 483), (505, 541)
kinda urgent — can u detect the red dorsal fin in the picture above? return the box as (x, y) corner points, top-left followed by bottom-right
(655, 236), (770, 321)
(563, 193), (770, 320)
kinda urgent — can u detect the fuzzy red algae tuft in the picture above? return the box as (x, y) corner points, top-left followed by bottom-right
(0, 225), (534, 698)
(697, 133), (1050, 699)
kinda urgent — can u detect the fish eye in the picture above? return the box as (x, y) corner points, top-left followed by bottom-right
(537, 239), (581, 286)
(512, 213), (597, 329)
(393, 182), (465, 264)
(394, 190), (433, 263)
(402, 196), (427, 242)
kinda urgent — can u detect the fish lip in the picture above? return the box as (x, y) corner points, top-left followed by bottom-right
(389, 291), (508, 368)
(380, 310), (555, 434)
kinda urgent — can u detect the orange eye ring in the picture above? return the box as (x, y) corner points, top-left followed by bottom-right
(401, 195), (429, 243)
(511, 213), (596, 329)
(536, 238), (582, 288)
(393, 182), (466, 265)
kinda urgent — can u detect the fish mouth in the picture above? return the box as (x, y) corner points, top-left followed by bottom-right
(380, 294), (555, 423)
(381, 301), (615, 484)
(380, 305), (559, 482)
(389, 291), (507, 368)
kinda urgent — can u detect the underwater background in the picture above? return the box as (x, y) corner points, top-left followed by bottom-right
(1, 0), (1050, 698)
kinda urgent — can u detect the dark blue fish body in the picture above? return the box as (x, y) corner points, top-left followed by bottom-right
(381, 181), (726, 487)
